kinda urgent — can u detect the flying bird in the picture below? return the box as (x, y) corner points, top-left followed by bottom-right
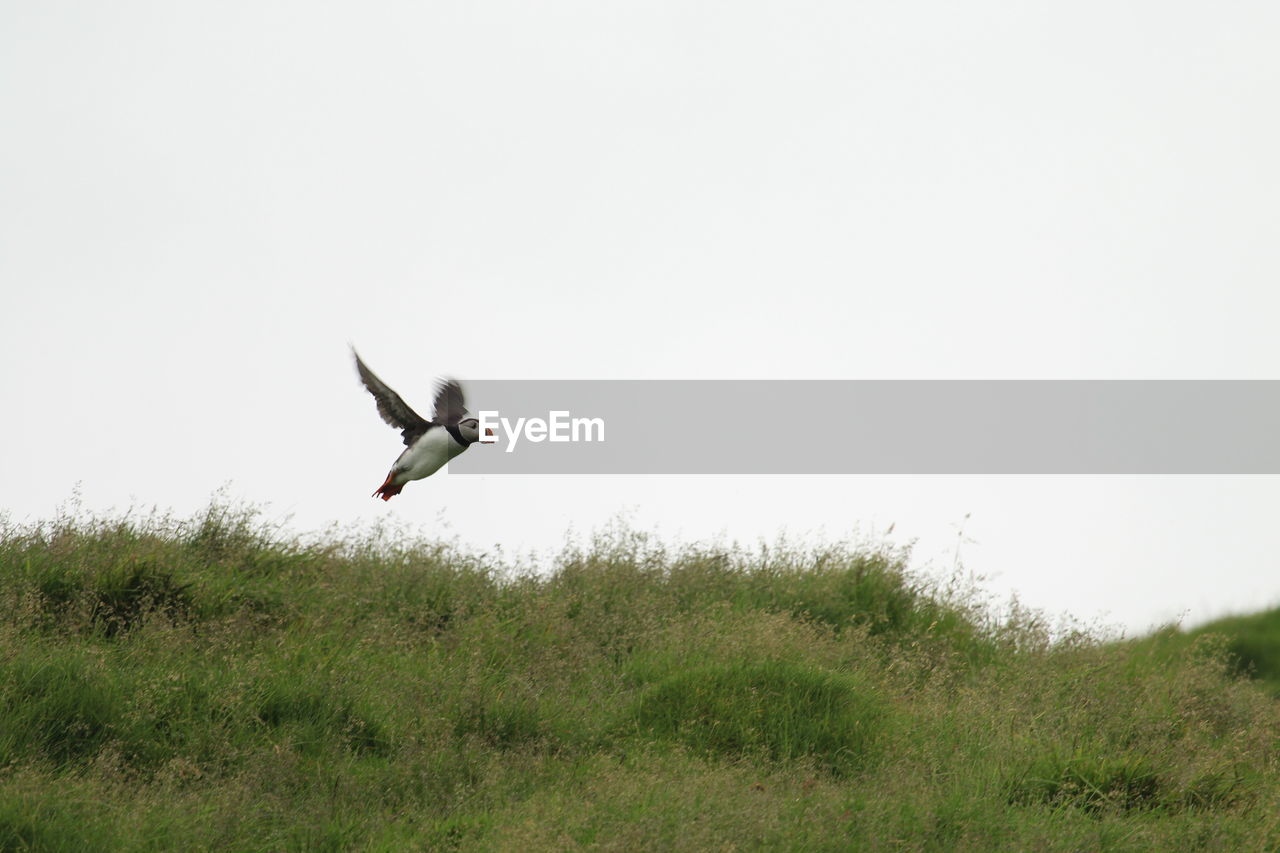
(352, 348), (492, 500)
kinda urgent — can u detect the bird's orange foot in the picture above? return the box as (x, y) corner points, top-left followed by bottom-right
(372, 472), (404, 500)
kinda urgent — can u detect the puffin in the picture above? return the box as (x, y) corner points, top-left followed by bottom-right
(352, 348), (493, 500)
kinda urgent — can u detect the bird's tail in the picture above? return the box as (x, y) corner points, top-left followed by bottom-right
(373, 472), (404, 501)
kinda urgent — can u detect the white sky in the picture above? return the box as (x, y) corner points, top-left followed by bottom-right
(3, 1), (1279, 634)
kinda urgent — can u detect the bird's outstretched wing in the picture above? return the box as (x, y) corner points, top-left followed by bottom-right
(352, 348), (432, 445)
(431, 379), (468, 426)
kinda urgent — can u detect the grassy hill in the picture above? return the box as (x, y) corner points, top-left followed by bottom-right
(1187, 609), (1280, 694)
(2, 502), (1279, 851)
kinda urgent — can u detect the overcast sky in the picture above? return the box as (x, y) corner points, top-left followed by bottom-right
(3, 1), (1279, 634)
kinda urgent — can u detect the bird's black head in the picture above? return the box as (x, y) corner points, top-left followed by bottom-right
(458, 417), (496, 445)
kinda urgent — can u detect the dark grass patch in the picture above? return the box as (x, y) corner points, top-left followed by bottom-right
(13, 555), (192, 636)
(86, 561), (192, 637)
(0, 651), (232, 771)
(421, 812), (493, 851)
(1191, 610), (1280, 691)
(1131, 610), (1280, 697)
(1008, 751), (1161, 813)
(253, 683), (391, 757)
(629, 660), (888, 775)
(452, 697), (546, 750)
(0, 654), (122, 765)
(1006, 750), (1254, 815)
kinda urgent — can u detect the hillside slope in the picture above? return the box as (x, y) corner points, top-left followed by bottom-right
(1, 502), (1278, 851)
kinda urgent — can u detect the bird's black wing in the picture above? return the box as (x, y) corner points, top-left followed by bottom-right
(431, 378), (468, 426)
(352, 348), (433, 445)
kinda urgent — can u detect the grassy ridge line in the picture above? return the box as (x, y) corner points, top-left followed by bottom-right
(0, 501), (1278, 851)
(1142, 610), (1280, 696)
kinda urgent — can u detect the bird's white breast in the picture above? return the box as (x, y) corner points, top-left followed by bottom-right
(397, 427), (466, 481)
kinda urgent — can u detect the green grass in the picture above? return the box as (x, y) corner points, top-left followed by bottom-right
(1188, 609), (1280, 691)
(1, 500), (1279, 850)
